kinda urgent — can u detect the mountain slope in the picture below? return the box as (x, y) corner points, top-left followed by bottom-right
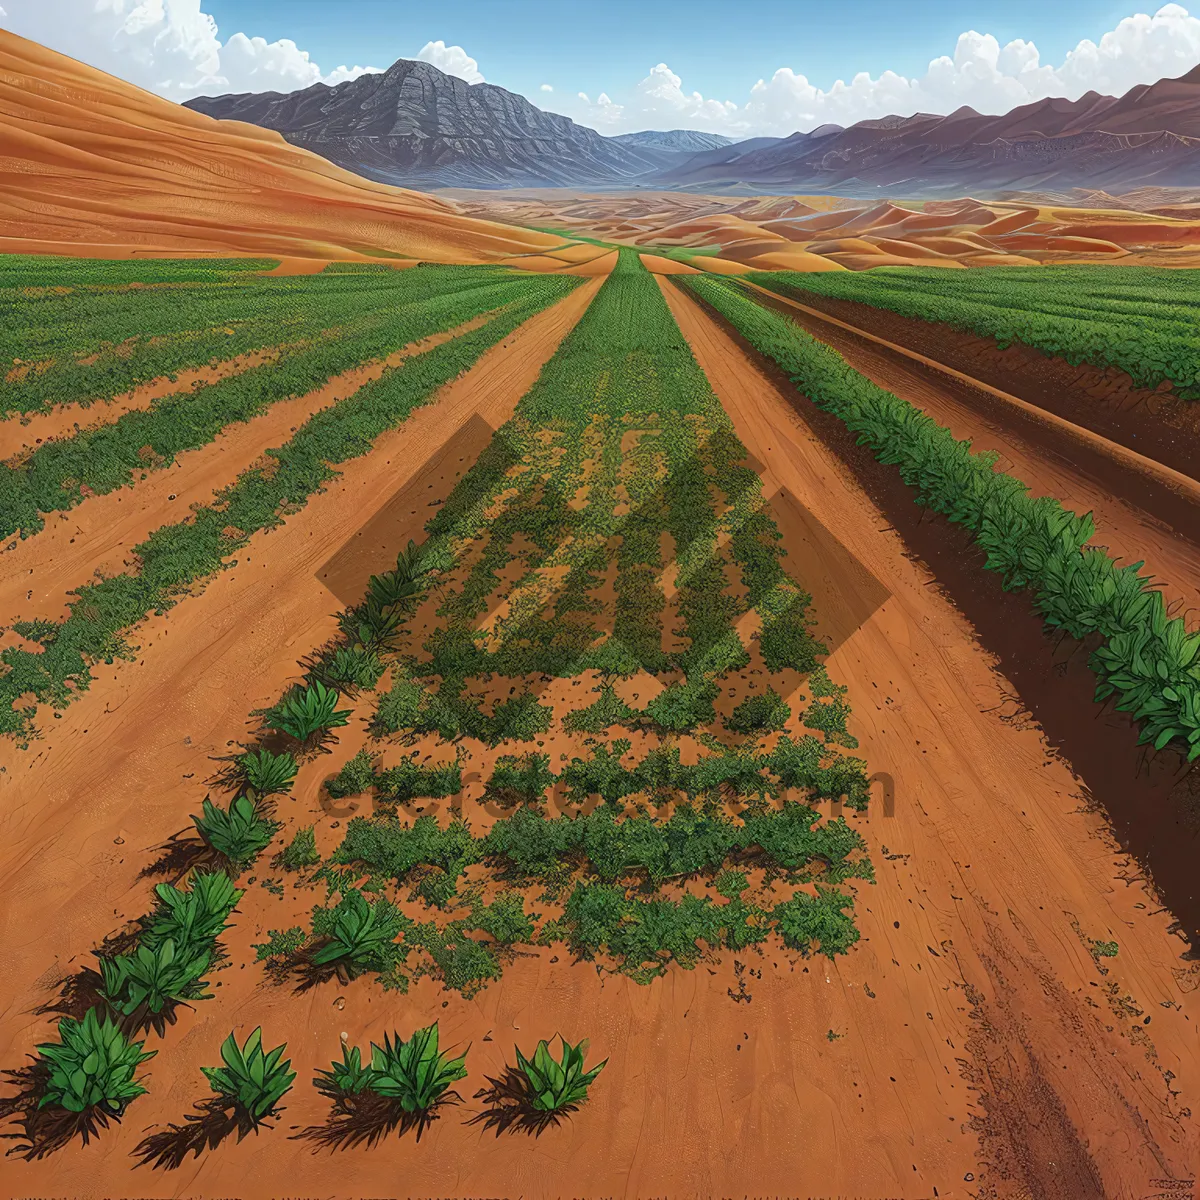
(658, 67), (1200, 197)
(184, 60), (667, 189)
(0, 30), (558, 260)
(611, 130), (735, 153)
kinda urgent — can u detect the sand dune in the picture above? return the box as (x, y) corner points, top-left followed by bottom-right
(0, 31), (557, 263)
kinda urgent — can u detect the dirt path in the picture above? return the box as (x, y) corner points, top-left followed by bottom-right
(0, 347), (282, 461)
(661, 276), (1200, 1199)
(0, 314), (499, 625)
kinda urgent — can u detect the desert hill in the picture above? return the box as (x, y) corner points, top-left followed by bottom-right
(0, 30), (558, 261)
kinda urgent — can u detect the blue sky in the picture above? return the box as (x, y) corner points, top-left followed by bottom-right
(4, 0), (1200, 135)
(202, 0), (1143, 101)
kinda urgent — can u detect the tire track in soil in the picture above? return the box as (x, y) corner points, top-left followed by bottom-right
(661, 276), (1200, 1200)
(0, 313), (499, 625)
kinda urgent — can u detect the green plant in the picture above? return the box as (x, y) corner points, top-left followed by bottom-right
(99, 938), (213, 1019)
(516, 1035), (607, 1113)
(202, 1028), (296, 1126)
(280, 825), (320, 869)
(311, 889), (407, 975)
(725, 688), (791, 735)
(35, 1008), (156, 1115)
(253, 926), (307, 963)
(268, 681), (352, 742)
(140, 871), (243, 952)
(193, 794), (278, 867)
(326, 749), (377, 800)
(487, 753), (554, 806)
(318, 645), (385, 691)
(314, 1043), (375, 1096)
(238, 747), (298, 795)
(364, 1023), (468, 1117)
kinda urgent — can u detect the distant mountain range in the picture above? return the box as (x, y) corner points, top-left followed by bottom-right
(184, 60), (1200, 197)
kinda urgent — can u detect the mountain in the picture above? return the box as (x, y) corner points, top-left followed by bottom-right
(611, 130), (736, 154)
(0, 30), (557, 261)
(184, 59), (669, 189)
(656, 68), (1200, 197)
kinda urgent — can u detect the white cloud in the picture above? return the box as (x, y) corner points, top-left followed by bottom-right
(416, 39), (483, 84)
(549, 3), (1200, 136)
(540, 83), (553, 92)
(0, 0), (386, 98)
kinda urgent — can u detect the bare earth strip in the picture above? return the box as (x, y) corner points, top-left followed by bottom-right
(0, 345), (283, 461)
(660, 277), (1200, 1199)
(0, 313), (498, 624)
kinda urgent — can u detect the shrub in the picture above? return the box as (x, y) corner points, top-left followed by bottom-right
(412, 869), (458, 909)
(318, 645), (385, 691)
(487, 753), (554, 806)
(375, 758), (463, 804)
(644, 679), (718, 733)
(280, 826), (320, 870)
(193, 794), (278, 868)
(238, 747), (298, 795)
(373, 676), (424, 734)
(326, 749), (377, 800)
(268, 681), (351, 742)
(311, 889), (407, 975)
(410, 922), (500, 995)
(35, 1008), (156, 1115)
(253, 926), (307, 963)
(466, 892), (536, 945)
(772, 887), (860, 956)
(562, 684), (639, 733)
(202, 1028), (296, 1126)
(725, 687), (791, 735)
(515, 1036), (606, 1113)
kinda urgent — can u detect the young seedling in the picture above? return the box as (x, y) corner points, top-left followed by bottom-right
(303, 1022), (468, 1147)
(201, 1028), (295, 1130)
(193, 794), (277, 870)
(268, 681), (351, 743)
(470, 1034), (606, 1136)
(238, 748), (299, 796)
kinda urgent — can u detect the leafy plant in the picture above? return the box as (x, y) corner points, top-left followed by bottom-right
(363, 1023), (468, 1120)
(35, 1008), (156, 1115)
(470, 1034), (606, 1136)
(311, 889), (407, 975)
(326, 749), (377, 800)
(268, 681), (352, 742)
(99, 939), (213, 1019)
(280, 825), (320, 869)
(253, 926), (307, 963)
(314, 1043), (375, 1097)
(202, 1028), (296, 1126)
(140, 871), (243, 952)
(318, 645), (385, 691)
(725, 687), (791, 735)
(516, 1036), (607, 1113)
(193, 794), (278, 868)
(238, 747), (298, 795)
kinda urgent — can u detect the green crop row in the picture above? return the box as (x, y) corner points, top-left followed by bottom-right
(0, 277), (535, 540)
(683, 273), (1200, 761)
(0, 277), (579, 737)
(0, 264), (517, 415)
(748, 265), (1200, 399)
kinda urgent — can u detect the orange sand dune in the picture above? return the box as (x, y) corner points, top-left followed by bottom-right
(742, 248), (847, 271)
(638, 253), (701, 275)
(0, 31), (557, 263)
